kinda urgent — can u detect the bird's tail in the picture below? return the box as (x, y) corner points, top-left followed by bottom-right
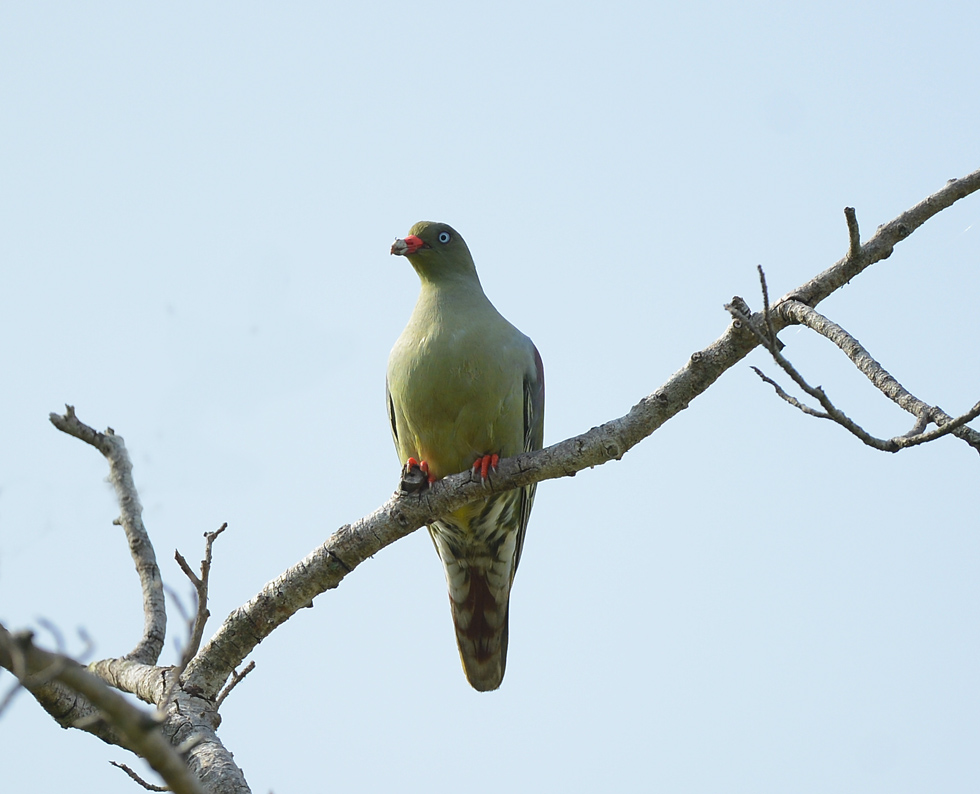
(430, 516), (517, 692)
(448, 567), (511, 692)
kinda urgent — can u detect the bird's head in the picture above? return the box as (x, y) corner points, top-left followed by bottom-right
(390, 221), (479, 284)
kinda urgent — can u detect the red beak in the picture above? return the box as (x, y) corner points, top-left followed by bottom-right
(390, 234), (426, 256)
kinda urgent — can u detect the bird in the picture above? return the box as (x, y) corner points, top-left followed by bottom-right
(387, 221), (544, 691)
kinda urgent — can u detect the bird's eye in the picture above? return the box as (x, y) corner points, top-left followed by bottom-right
(438, 231), (451, 244)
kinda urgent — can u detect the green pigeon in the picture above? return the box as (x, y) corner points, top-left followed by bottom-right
(387, 221), (545, 692)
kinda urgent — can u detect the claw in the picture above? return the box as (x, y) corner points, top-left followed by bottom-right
(400, 457), (434, 494)
(406, 457), (433, 482)
(472, 453), (499, 481)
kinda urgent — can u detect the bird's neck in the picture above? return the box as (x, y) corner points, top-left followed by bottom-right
(417, 272), (489, 307)
(410, 274), (497, 332)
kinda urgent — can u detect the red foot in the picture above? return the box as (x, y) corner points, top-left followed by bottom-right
(472, 453), (499, 480)
(407, 457), (435, 483)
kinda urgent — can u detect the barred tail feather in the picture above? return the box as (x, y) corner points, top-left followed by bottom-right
(430, 491), (522, 691)
(450, 569), (511, 692)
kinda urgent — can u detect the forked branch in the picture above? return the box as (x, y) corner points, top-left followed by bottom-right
(732, 257), (980, 453)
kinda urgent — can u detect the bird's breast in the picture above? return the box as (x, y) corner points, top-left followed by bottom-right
(388, 319), (525, 479)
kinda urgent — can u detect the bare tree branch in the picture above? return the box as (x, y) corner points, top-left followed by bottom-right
(175, 524), (225, 663)
(784, 171), (980, 309)
(776, 299), (980, 451)
(48, 406), (166, 664)
(87, 658), (167, 705)
(749, 366), (830, 418)
(42, 413), (251, 792)
(0, 619), (131, 745)
(732, 283), (980, 452)
(163, 524), (227, 709)
(844, 205), (861, 259)
(110, 761), (168, 792)
(215, 661), (255, 709)
(757, 265), (780, 352)
(729, 298), (900, 449)
(0, 626), (205, 794)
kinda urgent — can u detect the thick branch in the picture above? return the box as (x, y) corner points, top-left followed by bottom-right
(160, 691), (249, 794)
(783, 171), (980, 309)
(88, 658), (168, 705)
(0, 625), (205, 794)
(0, 642), (124, 745)
(49, 406), (166, 664)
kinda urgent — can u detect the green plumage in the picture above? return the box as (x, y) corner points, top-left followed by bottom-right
(387, 221), (544, 691)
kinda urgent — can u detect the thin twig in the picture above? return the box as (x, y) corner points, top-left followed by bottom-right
(161, 524), (227, 710)
(0, 682), (24, 717)
(215, 661), (256, 708)
(750, 367), (828, 417)
(731, 303), (896, 449)
(159, 585), (194, 711)
(182, 523), (225, 661)
(904, 413), (931, 437)
(34, 619), (67, 653)
(110, 761), (168, 792)
(756, 265), (780, 352)
(0, 631), (29, 717)
(845, 206), (861, 259)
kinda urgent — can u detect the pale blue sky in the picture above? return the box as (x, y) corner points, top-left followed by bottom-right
(2, 3), (978, 792)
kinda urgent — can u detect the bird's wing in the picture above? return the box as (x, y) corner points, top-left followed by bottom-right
(513, 343), (545, 573)
(386, 376), (400, 449)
